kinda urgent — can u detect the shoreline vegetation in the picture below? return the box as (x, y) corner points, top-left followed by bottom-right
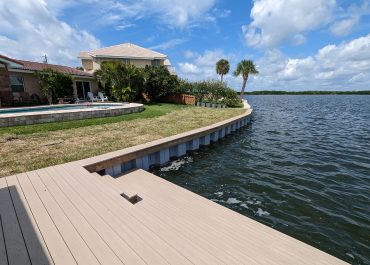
(241, 90), (370, 95)
(0, 104), (245, 177)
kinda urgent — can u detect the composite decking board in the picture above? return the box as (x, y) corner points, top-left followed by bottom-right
(0, 177), (31, 265)
(57, 163), (185, 265)
(106, 169), (347, 265)
(100, 174), (251, 264)
(106, 180), (258, 264)
(100, 176), (239, 265)
(121, 170), (326, 262)
(102, 173), (282, 264)
(44, 166), (146, 265)
(64, 164), (225, 265)
(148, 173), (347, 264)
(27, 170), (100, 265)
(37, 168), (125, 265)
(0, 214), (8, 265)
(6, 175), (54, 265)
(16, 172), (77, 265)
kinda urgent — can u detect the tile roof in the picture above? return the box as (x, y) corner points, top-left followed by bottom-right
(1, 54), (93, 77)
(0, 54), (24, 68)
(15, 60), (93, 77)
(79, 43), (167, 60)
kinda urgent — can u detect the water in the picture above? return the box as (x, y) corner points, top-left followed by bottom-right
(0, 104), (116, 114)
(153, 95), (370, 264)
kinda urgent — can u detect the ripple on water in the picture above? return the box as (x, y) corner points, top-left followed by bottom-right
(153, 95), (370, 264)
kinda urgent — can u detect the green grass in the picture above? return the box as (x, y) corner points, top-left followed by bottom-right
(0, 105), (245, 177)
(0, 103), (187, 136)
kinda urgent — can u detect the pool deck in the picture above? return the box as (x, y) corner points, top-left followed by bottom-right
(0, 103), (143, 127)
(0, 106), (347, 264)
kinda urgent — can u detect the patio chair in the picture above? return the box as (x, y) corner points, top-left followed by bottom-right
(87, 92), (98, 102)
(98, 92), (108, 102)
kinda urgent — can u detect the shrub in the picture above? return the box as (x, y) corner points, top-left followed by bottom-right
(143, 66), (179, 101)
(35, 69), (73, 104)
(181, 79), (242, 108)
(94, 61), (144, 102)
(222, 88), (243, 107)
(175, 79), (194, 95)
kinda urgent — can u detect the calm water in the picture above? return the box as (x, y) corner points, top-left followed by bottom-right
(153, 95), (370, 264)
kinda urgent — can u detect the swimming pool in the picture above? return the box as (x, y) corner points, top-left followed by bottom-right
(0, 104), (122, 114)
(0, 103), (144, 127)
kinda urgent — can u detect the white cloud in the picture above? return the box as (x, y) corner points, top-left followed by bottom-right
(329, 0), (370, 37)
(149, 38), (186, 50)
(0, 0), (100, 66)
(177, 49), (253, 89)
(178, 63), (199, 74)
(243, 0), (336, 48)
(177, 49), (228, 80)
(114, 22), (136, 31)
(252, 34), (370, 90)
(94, 0), (217, 28)
(330, 18), (359, 37)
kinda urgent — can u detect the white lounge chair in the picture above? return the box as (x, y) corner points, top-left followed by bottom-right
(98, 92), (108, 102)
(87, 92), (98, 102)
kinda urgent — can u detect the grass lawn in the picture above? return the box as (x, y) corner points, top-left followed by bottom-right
(0, 104), (245, 177)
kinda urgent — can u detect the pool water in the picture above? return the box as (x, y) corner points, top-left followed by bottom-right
(0, 104), (117, 114)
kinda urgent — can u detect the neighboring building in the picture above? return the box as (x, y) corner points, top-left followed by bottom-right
(0, 54), (98, 104)
(78, 43), (176, 74)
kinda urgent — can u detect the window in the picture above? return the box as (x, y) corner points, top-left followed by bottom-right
(76, 81), (91, 99)
(10, 75), (25, 92)
(152, 59), (161, 67)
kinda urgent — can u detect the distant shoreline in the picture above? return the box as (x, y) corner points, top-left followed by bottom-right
(239, 90), (370, 95)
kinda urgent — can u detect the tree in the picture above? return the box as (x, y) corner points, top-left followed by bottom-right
(94, 61), (144, 102)
(35, 69), (73, 104)
(143, 66), (179, 101)
(233, 60), (258, 98)
(216, 59), (230, 82)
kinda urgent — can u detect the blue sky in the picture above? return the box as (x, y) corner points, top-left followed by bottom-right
(1, 0), (370, 91)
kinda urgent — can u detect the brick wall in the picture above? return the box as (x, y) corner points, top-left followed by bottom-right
(0, 64), (11, 92)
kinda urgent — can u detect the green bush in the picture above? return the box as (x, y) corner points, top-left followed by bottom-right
(143, 66), (179, 101)
(35, 69), (73, 104)
(94, 61), (144, 102)
(222, 88), (243, 107)
(183, 79), (242, 107)
(175, 79), (194, 95)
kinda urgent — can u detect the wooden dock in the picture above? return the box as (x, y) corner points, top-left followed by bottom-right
(0, 163), (347, 264)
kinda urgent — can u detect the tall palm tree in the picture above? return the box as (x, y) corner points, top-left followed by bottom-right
(216, 59), (230, 82)
(233, 60), (258, 98)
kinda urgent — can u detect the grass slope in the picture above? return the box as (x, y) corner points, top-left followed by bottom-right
(0, 104), (245, 177)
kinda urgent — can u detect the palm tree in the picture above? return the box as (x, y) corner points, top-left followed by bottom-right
(216, 59), (230, 82)
(233, 60), (258, 98)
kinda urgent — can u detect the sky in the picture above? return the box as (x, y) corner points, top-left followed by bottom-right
(0, 0), (370, 91)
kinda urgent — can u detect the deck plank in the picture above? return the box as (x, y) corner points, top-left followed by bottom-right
(43, 166), (148, 265)
(37, 167), (126, 265)
(27, 170), (100, 265)
(6, 175), (54, 265)
(101, 169), (348, 265)
(59, 163), (193, 265)
(16, 173), (77, 265)
(105, 176), (258, 263)
(100, 171), (250, 264)
(0, 213), (9, 265)
(0, 177), (31, 265)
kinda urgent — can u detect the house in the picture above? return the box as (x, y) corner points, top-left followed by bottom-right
(78, 43), (176, 74)
(0, 54), (98, 105)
